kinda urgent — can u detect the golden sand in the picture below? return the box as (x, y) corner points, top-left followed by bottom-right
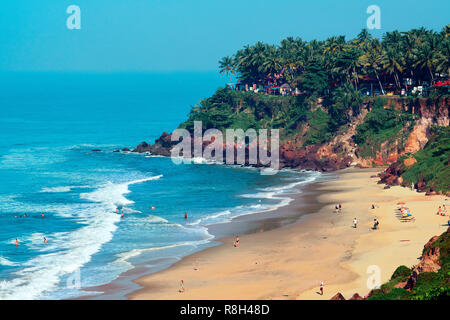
(129, 168), (448, 300)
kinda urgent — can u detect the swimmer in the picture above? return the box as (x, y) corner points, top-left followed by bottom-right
(184, 212), (188, 220)
(44, 237), (47, 244)
(15, 239), (19, 247)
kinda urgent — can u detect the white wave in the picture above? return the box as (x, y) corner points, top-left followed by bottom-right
(40, 185), (90, 193)
(190, 172), (321, 227)
(187, 210), (232, 226)
(0, 175), (163, 300)
(114, 236), (213, 269)
(0, 256), (16, 267)
(80, 175), (162, 208)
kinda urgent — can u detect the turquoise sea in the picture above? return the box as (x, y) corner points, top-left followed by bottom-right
(0, 72), (320, 299)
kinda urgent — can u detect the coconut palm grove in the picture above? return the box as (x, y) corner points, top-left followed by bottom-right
(219, 25), (450, 97)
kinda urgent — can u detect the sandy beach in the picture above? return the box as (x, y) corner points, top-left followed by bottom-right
(128, 168), (448, 300)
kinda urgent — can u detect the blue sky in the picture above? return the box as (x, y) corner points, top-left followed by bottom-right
(0, 0), (448, 72)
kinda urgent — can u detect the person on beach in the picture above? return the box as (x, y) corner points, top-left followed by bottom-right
(44, 237), (47, 244)
(179, 280), (185, 293)
(438, 206), (442, 215)
(353, 218), (358, 228)
(373, 219), (379, 230)
(339, 203), (342, 211)
(319, 281), (324, 295)
(234, 235), (240, 248)
(194, 259), (199, 271)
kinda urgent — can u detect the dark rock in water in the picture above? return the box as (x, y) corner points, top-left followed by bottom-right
(92, 149), (101, 152)
(349, 293), (364, 300)
(132, 142), (151, 153)
(113, 150), (120, 153)
(122, 147), (130, 152)
(330, 292), (345, 300)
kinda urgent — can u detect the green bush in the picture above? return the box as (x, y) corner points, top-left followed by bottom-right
(354, 97), (417, 158)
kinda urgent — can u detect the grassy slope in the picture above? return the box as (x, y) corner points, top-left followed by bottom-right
(353, 98), (417, 159)
(399, 126), (450, 193)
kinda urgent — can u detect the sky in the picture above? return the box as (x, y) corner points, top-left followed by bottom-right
(0, 0), (448, 72)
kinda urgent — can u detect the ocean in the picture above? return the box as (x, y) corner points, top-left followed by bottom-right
(0, 72), (320, 299)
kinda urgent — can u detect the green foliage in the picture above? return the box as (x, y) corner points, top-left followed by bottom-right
(325, 85), (364, 130)
(354, 97), (417, 158)
(303, 108), (333, 145)
(368, 288), (412, 300)
(401, 126), (450, 193)
(298, 57), (329, 94)
(391, 265), (411, 281)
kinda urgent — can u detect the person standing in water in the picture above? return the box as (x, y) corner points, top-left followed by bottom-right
(44, 237), (47, 244)
(184, 212), (188, 220)
(15, 239), (19, 247)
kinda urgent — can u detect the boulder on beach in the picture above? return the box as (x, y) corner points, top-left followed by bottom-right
(349, 293), (364, 300)
(330, 292), (345, 300)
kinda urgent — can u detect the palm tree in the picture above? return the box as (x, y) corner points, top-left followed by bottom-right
(434, 38), (450, 76)
(413, 33), (439, 81)
(382, 47), (404, 90)
(218, 56), (236, 88)
(360, 39), (385, 94)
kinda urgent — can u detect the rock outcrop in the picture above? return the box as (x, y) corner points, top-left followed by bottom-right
(404, 232), (444, 290)
(330, 292), (346, 300)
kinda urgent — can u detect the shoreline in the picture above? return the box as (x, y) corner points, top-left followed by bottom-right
(77, 168), (332, 299)
(127, 167), (448, 300)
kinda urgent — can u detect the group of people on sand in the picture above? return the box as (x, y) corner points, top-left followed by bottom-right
(437, 205), (448, 216)
(334, 203), (343, 213)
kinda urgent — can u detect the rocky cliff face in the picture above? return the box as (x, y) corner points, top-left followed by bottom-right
(362, 97), (449, 166)
(403, 232), (443, 291)
(127, 97), (448, 173)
